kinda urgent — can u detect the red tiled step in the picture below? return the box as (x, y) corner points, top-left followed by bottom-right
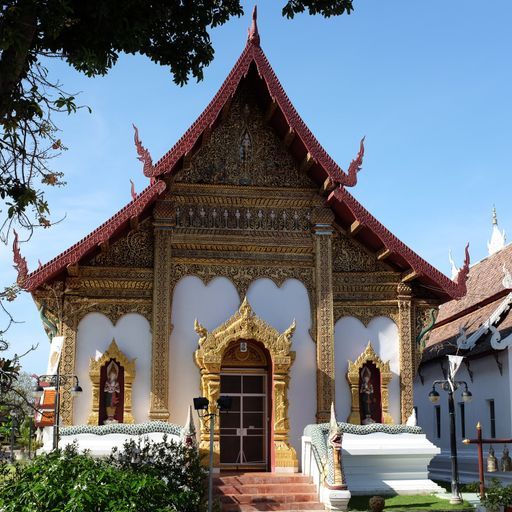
(214, 472), (325, 512)
(219, 493), (319, 504)
(214, 474), (312, 486)
(221, 504), (324, 511)
(215, 483), (317, 495)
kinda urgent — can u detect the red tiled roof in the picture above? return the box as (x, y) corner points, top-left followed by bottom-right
(24, 181), (166, 291)
(21, 24), (466, 301)
(328, 187), (468, 300)
(436, 243), (512, 325)
(427, 243), (512, 349)
(150, 40), (351, 182)
(35, 389), (56, 428)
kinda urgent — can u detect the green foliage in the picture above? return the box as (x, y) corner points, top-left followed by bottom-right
(109, 435), (207, 512)
(348, 494), (472, 511)
(0, 0), (355, 238)
(0, 439), (207, 512)
(481, 479), (512, 511)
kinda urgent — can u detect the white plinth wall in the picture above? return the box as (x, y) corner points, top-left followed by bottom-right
(302, 432), (443, 501)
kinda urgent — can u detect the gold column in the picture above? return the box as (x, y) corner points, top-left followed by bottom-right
(59, 300), (77, 425)
(149, 227), (172, 420)
(273, 369), (298, 469)
(198, 369), (221, 465)
(313, 209), (335, 423)
(397, 282), (415, 423)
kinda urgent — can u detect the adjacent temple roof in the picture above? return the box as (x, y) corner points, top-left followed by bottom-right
(423, 234), (512, 362)
(16, 8), (469, 301)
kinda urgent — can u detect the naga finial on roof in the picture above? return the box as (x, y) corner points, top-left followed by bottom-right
(132, 124), (154, 176)
(12, 230), (28, 288)
(129, 179), (137, 201)
(247, 5), (260, 47)
(332, 136), (365, 188)
(452, 243), (470, 299)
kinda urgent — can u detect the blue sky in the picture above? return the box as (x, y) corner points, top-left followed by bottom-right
(2, 0), (512, 373)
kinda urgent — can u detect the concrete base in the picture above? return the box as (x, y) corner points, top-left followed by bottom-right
(342, 432), (444, 495)
(39, 427), (181, 456)
(322, 489), (352, 511)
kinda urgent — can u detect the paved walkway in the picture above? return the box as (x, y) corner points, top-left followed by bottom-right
(435, 492), (481, 509)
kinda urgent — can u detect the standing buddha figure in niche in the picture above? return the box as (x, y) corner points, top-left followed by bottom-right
(240, 131), (252, 162)
(360, 366), (376, 425)
(104, 360), (121, 424)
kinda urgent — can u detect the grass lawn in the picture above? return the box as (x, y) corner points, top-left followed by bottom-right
(348, 494), (473, 511)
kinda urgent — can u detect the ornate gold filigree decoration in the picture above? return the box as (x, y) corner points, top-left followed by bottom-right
(333, 304), (399, 327)
(222, 341), (267, 367)
(346, 342), (393, 425)
(332, 234), (388, 272)
(87, 339), (136, 425)
(149, 228), (172, 420)
(176, 84), (314, 188)
(89, 219), (154, 268)
(314, 224), (335, 423)
(194, 297), (298, 471)
(397, 283), (414, 423)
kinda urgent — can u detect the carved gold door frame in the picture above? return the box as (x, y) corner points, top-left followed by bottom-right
(194, 297), (298, 472)
(346, 342), (393, 425)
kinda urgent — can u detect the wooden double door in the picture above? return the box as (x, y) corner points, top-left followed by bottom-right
(219, 371), (268, 469)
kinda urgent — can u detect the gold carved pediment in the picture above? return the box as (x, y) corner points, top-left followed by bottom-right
(194, 297), (296, 369)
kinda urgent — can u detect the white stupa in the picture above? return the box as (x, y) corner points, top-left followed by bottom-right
(487, 206), (506, 256)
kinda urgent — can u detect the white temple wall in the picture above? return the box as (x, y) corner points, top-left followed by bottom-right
(73, 312), (152, 425)
(246, 278), (316, 460)
(168, 276), (240, 426)
(334, 316), (401, 424)
(168, 276), (315, 459)
(414, 353), (512, 451)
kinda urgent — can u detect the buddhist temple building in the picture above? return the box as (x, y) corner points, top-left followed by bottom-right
(16, 8), (469, 475)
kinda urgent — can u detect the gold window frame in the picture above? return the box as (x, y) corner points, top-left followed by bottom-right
(87, 339), (136, 425)
(346, 341), (393, 424)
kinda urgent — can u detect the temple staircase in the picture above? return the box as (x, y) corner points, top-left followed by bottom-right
(213, 472), (325, 511)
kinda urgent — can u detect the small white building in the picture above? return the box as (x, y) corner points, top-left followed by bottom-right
(415, 210), (512, 484)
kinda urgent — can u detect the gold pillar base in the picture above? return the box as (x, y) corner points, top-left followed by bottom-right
(199, 439), (220, 467)
(274, 441), (298, 472)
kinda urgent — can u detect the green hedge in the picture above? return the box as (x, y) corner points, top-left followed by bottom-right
(0, 437), (206, 512)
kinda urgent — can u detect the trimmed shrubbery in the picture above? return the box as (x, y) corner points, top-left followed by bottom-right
(0, 436), (207, 512)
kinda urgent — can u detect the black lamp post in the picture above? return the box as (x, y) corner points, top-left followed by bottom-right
(194, 395), (232, 512)
(429, 378), (472, 504)
(33, 373), (83, 450)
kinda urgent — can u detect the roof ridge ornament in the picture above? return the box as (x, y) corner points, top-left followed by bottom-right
(448, 249), (459, 280)
(452, 243), (470, 299)
(129, 179), (137, 201)
(328, 137), (365, 188)
(12, 230), (29, 288)
(132, 124), (154, 176)
(488, 205), (506, 256)
(247, 5), (260, 47)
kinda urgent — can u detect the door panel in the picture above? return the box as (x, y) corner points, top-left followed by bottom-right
(219, 373), (267, 467)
